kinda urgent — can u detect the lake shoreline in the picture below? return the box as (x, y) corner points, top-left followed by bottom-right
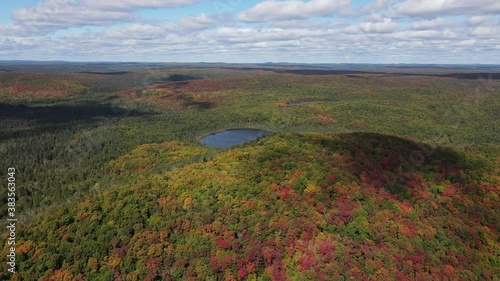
(195, 127), (274, 142)
(198, 128), (274, 148)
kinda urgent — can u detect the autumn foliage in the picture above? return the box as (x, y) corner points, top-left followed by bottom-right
(0, 72), (86, 102)
(1, 66), (498, 280)
(3, 133), (498, 280)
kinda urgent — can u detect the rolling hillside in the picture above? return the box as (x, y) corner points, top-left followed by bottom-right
(0, 65), (499, 280)
(2, 132), (499, 280)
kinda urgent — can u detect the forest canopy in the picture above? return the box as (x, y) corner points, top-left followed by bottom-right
(0, 64), (498, 280)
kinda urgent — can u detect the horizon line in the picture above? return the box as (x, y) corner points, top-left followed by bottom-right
(1, 60), (499, 66)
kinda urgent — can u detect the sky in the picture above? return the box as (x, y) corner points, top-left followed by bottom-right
(0, 0), (499, 64)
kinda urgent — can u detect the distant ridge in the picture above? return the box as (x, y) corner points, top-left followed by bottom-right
(0, 60), (498, 75)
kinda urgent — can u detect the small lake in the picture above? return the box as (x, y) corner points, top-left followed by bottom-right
(200, 129), (273, 148)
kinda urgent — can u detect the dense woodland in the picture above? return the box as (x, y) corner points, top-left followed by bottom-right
(0, 65), (499, 280)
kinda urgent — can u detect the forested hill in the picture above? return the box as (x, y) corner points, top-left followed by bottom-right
(0, 66), (498, 280)
(3, 132), (498, 280)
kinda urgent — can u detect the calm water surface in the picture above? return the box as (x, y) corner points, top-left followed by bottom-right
(200, 129), (273, 148)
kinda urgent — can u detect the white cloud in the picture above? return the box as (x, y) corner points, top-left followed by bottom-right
(1, 0), (499, 63)
(346, 18), (400, 34)
(0, 37), (44, 51)
(272, 19), (348, 29)
(391, 0), (500, 18)
(358, 0), (395, 14)
(83, 0), (203, 11)
(179, 14), (218, 31)
(361, 18), (400, 33)
(11, 0), (136, 34)
(466, 15), (492, 25)
(8, 0), (203, 35)
(0, 24), (27, 37)
(198, 27), (329, 44)
(470, 25), (500, 38)
(390, 29), (458, 39)
(454, 39), (476, 46)
(411, 18), (454, 30)
(238, 0), (350, 22)
(102, 22), (177, 40)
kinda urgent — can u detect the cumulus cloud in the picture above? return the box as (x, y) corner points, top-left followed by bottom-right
(390, 29), (458, 40)
(198, 27), (330, 44)
(238, 0), (350, 22)
(345, 17), (400, 34)
(83, 0), (203, 11)
(102, 22), (177, 40)
(361, 18), (400, 33)
(0, 37), (46, 54)
(1, 0), (499, 63)
(470, 25), (500, 38)
(179, 14), (218, 31)
(272, 19), (348, 29)
(411, 18), (454, 30)
(0, 24), (28, 37)
(466, 15), (493, 25)
(1, 19), (497, 63)
(12, 0), (135, 30)
(358, 0), (395, 14)
(391, 0), (500, 18)
(8, 0), (203, 35)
